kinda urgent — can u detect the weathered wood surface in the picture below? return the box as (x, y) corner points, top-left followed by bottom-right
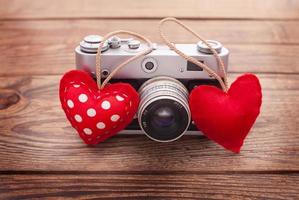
(1, 174), (299, 199)
(1, 0), (299, 199)
(1, 0), (299, 20)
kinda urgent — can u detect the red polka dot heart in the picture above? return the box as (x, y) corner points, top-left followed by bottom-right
(59, 70), (139, 145)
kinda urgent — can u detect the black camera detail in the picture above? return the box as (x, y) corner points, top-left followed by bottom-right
(145, 61), (155, 70)
(187, 60), (204, 71)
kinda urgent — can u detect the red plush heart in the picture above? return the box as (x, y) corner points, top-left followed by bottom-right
(59, 70), (139, 145)
(189, 74), (262, 153)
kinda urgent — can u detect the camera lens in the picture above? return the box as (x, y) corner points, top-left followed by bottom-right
(138, 76), (190, 142)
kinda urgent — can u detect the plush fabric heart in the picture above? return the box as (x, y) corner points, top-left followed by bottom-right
(189, 74), (262, 153)
(59, 70), (139, 145)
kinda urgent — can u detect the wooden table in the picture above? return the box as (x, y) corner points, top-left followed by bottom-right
(0, 0), (298, 199)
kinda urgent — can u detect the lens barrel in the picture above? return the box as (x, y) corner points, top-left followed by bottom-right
(138, 76), (191, 142)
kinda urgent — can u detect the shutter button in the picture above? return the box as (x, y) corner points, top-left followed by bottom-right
(108, 36), (121, 49)
(197, 40), (223, 54)
(84, 35), (103, 43)
(128, 40), (141, 49)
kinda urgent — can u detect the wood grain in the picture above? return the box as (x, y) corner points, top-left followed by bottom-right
(2, 19), (299, 45)
(1, 174), (298, 199)
(0, 74), (298, 172)
(1, 0), (299, 20)
(0, 0), (298, 198)
(1, 20), (299, 75)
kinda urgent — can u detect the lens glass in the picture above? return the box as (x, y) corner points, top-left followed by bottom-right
(152, 107), (175, 128)
(141, 99), (189, 142)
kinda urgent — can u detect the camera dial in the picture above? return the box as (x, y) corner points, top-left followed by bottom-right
(128, 40), (141, 49)
(84, 35), (102, 43)
(80, 35), (109, 53)
(108, 36), (121, 49)
(197, 40), (222, 54)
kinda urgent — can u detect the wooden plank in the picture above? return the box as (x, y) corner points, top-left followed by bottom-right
(1, 0), (299, 20)
(2, 20), (299, 45)
(0, 74), (298, 172)
(0, 174), (298, 199)
(2, 19), (299, 45)
(0, 20), (299, 75)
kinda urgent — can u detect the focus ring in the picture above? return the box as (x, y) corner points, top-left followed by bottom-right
(137, 76), (191, 142)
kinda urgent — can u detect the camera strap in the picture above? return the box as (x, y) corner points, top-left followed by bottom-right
(96, 30), (154, 89)
(158, 17), (228, 92)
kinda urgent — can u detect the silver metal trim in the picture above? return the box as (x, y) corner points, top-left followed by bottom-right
(141, 57), (158, 73)
(197, 40), (223, 54)
(137, 76), (191, 142)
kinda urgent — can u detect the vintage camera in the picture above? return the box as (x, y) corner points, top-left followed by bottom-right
(75, 35), (229, 142)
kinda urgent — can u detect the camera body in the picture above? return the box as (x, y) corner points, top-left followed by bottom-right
(75, 35), (229, 142)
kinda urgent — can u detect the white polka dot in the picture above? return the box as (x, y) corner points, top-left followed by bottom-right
(87, 108), (96, 117)
(78, 94), (88, 103)
(96, 122), (106, 129)
(67, 100), (74, 108)
(116, 95), (124, 101)
(111, 114), (120, 122)
(129, 101), (132, 107)
(83, 128), (92, 135)
(73, 84), (80, 88)
(101, 100), (111, 110)
(74, 114), (82, 122)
